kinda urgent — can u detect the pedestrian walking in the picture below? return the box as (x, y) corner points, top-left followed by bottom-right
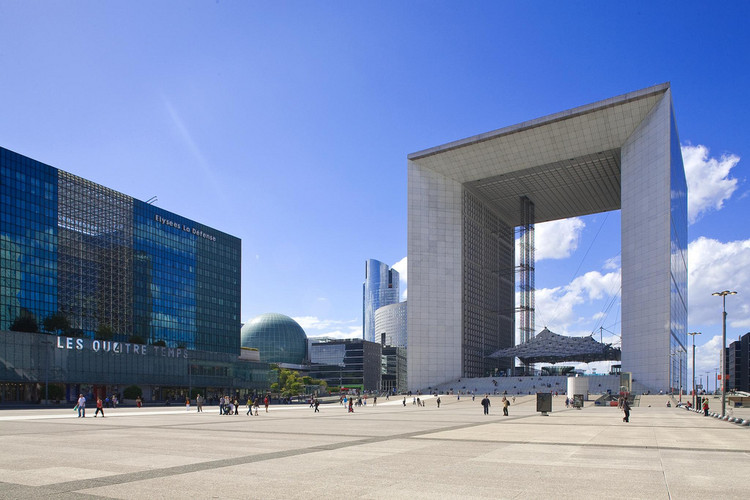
(314, 399), (320, 412)
(622, 398), (631, 422)
(703, 398), (709, 416)
(76, 394), (86, 418)
(502, 396), (510, 416)
(481, 395), (491, 415)
(437, 396), (441, 408)
(196, 394), (203, 412)
(264, 395), (269, 413)
(94, 397), (104, 417)
(186, 396), (190, 411)
(348, 398), (354, 413)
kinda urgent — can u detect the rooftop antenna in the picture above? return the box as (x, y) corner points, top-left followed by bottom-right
(146, 196), (158, 205)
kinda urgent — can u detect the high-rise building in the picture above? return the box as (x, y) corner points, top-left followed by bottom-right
(1, 147), (241, 350)
(362, 259), (399, 343)
(727, 333), (749, 392)
(0, 147), (271, 403)
(374, 301), (407, 348)
(309, 338), (382, 392)
(407, 84), (687, 393)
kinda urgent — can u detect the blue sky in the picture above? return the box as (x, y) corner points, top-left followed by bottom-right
(1, 2), (748, 385)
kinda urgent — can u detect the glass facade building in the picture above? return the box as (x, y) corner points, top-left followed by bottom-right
(381, 346), (407, 394)
(362, 259), (399, 343)
(374, 301), (407, 348)
(668, 109), (689, 392)
(240, 313), (307, 365)
(0, 146), (271, 403)
(309, 338), (382, 392)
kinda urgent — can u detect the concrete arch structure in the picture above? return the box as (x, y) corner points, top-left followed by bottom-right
(407, 83), (687, 393)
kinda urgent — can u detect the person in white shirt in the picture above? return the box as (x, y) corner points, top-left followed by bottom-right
(77, 394), (86, 418)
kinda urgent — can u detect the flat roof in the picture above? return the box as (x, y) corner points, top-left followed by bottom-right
(408, 83), (670, 225)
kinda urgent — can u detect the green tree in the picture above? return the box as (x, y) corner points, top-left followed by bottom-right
(123, 385), (142, 399)
(43, 312), (71, 335)
(271, 367), (306, 397)
(47, 383), (65, 401)
(67, 328), (86, 338)
(95, 324), (114, 340)
(10, 309), (39, 333)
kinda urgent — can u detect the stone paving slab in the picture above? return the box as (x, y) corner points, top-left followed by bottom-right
(0, 395), (748, 499)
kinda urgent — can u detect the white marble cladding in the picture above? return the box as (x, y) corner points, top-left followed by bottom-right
(407, 85), (684, 393)
(621, 91), (673, 393)
(407, 161), (463, 389)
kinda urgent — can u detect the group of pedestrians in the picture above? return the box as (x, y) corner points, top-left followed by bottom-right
(478, 395), (511, 416)
(75, 393), (118, 417)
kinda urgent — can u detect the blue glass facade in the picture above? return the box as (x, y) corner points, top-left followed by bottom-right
(1, 147), (240, 353)
(1, 149), (58, 329)
(362, 259), (399, 343)
(669, 110), (688, 391)
(0, 146), (263, 403)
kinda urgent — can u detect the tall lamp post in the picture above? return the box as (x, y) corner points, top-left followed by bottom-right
(687, 332), (701, 409)
(712, 290), (737, 417)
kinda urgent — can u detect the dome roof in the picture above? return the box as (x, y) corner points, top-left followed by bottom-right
(241, 313), (307, 364)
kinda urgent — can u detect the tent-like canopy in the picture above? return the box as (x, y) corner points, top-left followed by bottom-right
(487, 327), (621, 364)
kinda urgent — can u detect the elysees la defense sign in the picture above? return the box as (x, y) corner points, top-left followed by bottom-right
(56, 336), (189, 359)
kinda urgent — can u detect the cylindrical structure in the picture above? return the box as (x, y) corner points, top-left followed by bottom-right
(567, 376), (589, 401)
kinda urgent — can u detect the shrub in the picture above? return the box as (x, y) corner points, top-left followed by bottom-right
(123, 385), (142, 399)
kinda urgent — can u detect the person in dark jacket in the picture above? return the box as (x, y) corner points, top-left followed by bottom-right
(481, 395), (491, 415)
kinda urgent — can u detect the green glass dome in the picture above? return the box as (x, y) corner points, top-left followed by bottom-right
(241, 313), (307, 364)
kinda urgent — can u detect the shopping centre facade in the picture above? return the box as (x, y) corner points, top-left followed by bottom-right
(0, 147), (270, 403)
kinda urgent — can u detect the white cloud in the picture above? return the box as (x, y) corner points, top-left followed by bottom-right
(533, 218), (586, 261)
(688, 334), (724, 390)
(534, 268), (621, 331)
(392, 256), (407, 300)
(682, 144), (740, 224)
(687, 237), (750, 328)
(292, 316), (361, 339)
(603, 256), (620, 270)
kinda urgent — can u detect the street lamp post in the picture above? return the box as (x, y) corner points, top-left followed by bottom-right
(687, 332), (701, 409)
(712, 290), (737, 417)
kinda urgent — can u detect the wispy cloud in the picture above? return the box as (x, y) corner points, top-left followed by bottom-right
(163, 98), (226, 205)
(293, 316), (360, 340)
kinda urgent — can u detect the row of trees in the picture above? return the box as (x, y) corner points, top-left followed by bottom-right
(7, 309), (162, 345)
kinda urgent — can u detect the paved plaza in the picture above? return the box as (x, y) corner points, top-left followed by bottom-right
(1, 394), (748, 499)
